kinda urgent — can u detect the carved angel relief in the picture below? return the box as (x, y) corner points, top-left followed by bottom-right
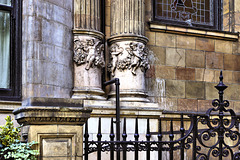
(73, 38), (105, 70)
(108, 42), (150, 76)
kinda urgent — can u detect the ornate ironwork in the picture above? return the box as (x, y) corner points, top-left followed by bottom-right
(84, 71), (240, 160)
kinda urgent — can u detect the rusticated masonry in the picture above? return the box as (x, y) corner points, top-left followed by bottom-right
(72, 0), (105, 100)
(108, 0), (149, 102)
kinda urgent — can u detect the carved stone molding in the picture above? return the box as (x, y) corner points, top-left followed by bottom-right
(108, 41), (150, 77)
(73, 37), (105, 70)
(13, 98), (92, 125)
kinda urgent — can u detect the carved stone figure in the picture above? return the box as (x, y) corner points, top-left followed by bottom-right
(109, 44), (124, 77)
(109, 42), (150, 76)
(73, 38), (105, 70)
(127, 42), (145, 75)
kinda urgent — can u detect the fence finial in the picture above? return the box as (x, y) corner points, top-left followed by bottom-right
(215, 71), (228, 93)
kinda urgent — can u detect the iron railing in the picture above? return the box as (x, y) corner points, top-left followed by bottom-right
(84, 71), (240, 160)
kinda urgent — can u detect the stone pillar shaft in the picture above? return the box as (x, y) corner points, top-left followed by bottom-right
(73, 0), (105, 100)
(74, 0), (101, 31)
(108, 0), (149, 102)
(111, 0), (145, 36)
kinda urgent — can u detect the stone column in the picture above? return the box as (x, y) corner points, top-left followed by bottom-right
(108, 0), (150, 102)
(72, 0), (105, 100)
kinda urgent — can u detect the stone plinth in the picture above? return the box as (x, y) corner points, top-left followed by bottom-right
(13, 98), (92, 160)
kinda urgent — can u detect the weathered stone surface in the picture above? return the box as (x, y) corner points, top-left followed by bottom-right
(25, 124), (83, 159)
(196, 69), (215, 82)
(197, 100), (212, 112)
(166, 48), (185, 67)
(146, 31), (156, 45)
(215, 40), (233, 54)
(177, 99), (198, 112)
(205, 83), (219, 100)
(206, 52), (223, 69)
(215, 70), (233, 83)
(155, 65), (175, 79)
(22, 0), (73, 99)
(149, 46), (166, 65)
(105, 6), (110, 26)
(145, 65), (155, 78)
(110, 0), (145, 36)
(196, 37), (215, 52)
(233, 71), (240, 83)
(186, 50), (205, 68)
(156, 33), (176, 47)
(177, 35), (195, 49)
(233, 101), (240, 113)
(224, 54), (240, 71)
(146, 78), (165, 98)
(224, 84), (240, 100)
(176, 68), (195, 80)
(186, 81), (204, 99)
(166, 80), (185, 98)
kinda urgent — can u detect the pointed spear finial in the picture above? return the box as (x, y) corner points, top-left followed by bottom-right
(220, 70), (223, 82)
(215, 71), (228, 92)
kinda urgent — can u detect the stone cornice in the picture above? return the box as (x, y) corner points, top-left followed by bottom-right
(13, 98), (92, 125)
(108, 34), (149, 45)
(13, 106), (92, 125)
(149, 22), (239, 41)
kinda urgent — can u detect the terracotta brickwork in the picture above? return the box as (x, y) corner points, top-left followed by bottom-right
(143, 0), (240, 113)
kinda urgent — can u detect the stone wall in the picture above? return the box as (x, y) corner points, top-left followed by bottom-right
(22, 0), (73, 99)
(141, 0), (240, 113)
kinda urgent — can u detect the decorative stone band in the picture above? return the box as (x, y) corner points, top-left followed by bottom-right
(108, 35), (149, 76)
(13, 98), (92, 125)
(13, 106), (92, 125)
(72, 29), (106, 100)
(73, 30), (105, 70)
(107, 35), (150, 102)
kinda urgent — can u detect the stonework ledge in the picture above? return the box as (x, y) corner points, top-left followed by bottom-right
(150, 23), (239, 41)
(13, 98), (92, 125)
(84, 100), (163, 118)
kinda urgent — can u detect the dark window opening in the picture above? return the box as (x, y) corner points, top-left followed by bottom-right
(0, 0), (21, 101)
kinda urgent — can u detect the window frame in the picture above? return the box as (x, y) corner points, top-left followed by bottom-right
(0, 0), (21, 101)
(152, 0), (222, 31)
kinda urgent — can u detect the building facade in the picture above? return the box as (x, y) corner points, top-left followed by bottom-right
(0, 0), (240, 159)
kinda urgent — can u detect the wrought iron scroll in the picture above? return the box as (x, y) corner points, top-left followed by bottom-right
(84, 71), (240, 160)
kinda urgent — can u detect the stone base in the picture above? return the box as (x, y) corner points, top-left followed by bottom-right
(72, 88), (106, 100)
(84, 100), (162, 118)
(13, 97), (92, 160)
(22, 125), (83, 160)
(108, 91), (149, 102)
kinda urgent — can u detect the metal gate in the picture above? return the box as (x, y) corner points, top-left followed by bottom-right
(84, 72), (240, 160)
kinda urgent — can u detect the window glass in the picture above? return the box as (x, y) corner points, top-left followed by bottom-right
(155, 0), (214, 27)
(0, 0), (11, 6)
(0, 11), (10, 88)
